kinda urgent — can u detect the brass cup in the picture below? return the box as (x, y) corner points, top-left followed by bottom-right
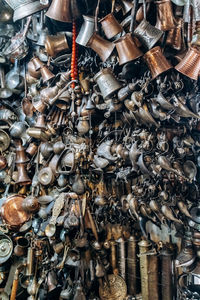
(100, 13), (123, 40)
(87, 32), (115, 62)
(143, 46), (173, 79)
(115, 33), (143, 65)
(45, 34), (69, 57)
(175, 47), (200, 80)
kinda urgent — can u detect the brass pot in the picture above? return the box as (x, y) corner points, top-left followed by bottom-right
(45, 34), (69, 57)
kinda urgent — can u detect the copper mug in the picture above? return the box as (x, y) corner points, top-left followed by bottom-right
(115, 33), (143, 65)
(100, 13), (123, 40)
(45, 34), (69, 57)
(76, 15), (95, 46)
(143, 46), (173, 79)
(134, 19), (163, 49)
(155, 0), (175, 31)
(87, 32), (115, 62)
(175, 47), (200, 80)
(94, 68), (122, 99)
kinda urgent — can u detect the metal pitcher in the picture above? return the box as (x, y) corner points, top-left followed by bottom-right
(76, 15), (95, 46)
(94, 68), (122, 99)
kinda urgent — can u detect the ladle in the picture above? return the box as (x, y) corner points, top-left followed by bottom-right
(0, 66), (12, 98)
(4, 16), (32, 60)
(5, 60), (24, 90)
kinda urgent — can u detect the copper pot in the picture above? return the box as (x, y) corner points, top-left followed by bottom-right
(143, 46), (172, 79)
(155, 0), (175, 31)
(1, 194), (30, 229)
(87, 32), (115, 62)
(166, 17), (184, 51)
(45, 34), (69, 57)
(46, 0), (80, 23)
(115, 33), (143, 65)
(100, 13), (123, 40)
(175, 47), (200, 80)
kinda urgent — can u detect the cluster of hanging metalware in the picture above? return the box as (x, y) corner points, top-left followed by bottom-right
(0, 0), (200, 299)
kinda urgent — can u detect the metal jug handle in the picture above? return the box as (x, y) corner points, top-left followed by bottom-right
(95, 0), (101, 32)
(130, 0), (140, 33)
(111, 0), (116, 13)
(22, 16), (32, 40)
(142, 0), (147, 20)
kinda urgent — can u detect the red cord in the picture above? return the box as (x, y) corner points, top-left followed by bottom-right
(71, 20), (78, 88)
